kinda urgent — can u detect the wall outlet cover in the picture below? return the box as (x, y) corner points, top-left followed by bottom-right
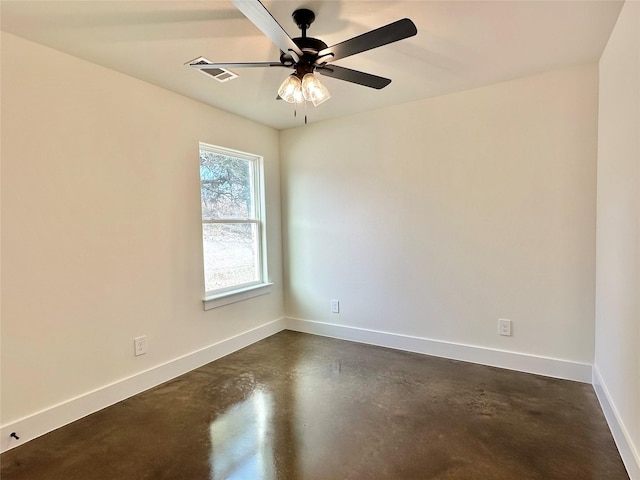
(331, 300), (340, 314)
(134, 336), (147, 356)
(498, 319), (512, 336)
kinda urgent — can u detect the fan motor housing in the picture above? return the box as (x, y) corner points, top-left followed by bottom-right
(293, 37), (328, 54)
(280, 37), (328, 67)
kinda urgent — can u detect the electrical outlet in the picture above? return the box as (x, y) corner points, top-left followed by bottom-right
(498, 319), (512, 336)
(331, 299), (340, 314)
(134, 336), (147, 356)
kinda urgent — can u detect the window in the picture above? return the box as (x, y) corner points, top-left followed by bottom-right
(199, 143), (270, 309)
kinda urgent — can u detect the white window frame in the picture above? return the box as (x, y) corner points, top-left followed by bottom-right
(199, 143), (271, 310)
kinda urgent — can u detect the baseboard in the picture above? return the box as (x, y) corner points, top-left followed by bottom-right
(0, 316), (597, 454)
(285, 317), (593, 383)
(593, 365), (640, 480)
(0, 317), (287, 453)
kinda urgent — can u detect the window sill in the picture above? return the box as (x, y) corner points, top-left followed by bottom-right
(203, 283), (273, 311)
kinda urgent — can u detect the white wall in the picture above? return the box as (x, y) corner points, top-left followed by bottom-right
(594, 0), (640, 477)
(0, 32), (284, 430)
(281, 64), (599, 372)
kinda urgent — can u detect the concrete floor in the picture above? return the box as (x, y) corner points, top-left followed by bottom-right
(1, 331), (629, 479)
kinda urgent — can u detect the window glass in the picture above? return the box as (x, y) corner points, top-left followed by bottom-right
(200, 152), (255, 220)
(199, 144), (267, 297)
(202, 223), (259, 292)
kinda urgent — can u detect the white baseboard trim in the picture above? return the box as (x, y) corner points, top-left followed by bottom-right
(0, 317), (287, 454)
(285, 317), (593, 383)
(593, 365), (640, 480)
(0, 317), (598, 455)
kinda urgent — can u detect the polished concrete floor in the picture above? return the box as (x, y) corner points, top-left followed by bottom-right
(1, 331), (629, 479)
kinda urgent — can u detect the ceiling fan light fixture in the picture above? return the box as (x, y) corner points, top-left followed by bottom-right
(278, 74), (304, 104)
(302, 73), (331, 106)
(189, 2), (417, 122)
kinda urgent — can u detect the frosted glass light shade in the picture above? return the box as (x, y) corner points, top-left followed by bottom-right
(278, 75), (304, 104)
(302, 73), (331, 106)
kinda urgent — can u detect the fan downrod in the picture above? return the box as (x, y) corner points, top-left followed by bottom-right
(292, 9), (315, 36)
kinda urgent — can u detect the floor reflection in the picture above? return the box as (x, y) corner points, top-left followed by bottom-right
(209, 389), (275, 480)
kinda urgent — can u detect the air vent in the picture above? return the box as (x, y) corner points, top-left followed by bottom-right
(187, 57), (238, 83)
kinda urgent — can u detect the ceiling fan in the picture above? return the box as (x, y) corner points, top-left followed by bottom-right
(189, 0), (417, 117)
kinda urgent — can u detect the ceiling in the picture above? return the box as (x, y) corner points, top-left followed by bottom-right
(1, 0), (624, 130)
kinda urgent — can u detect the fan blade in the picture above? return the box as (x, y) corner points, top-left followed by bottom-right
(317, 18), (417, 64)
(232, 0), (303, 57)
(189, 61), (285, 69)
(316, 65), (391, 89)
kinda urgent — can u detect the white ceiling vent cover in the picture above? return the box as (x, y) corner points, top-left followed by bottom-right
(187, 57), (238, 83)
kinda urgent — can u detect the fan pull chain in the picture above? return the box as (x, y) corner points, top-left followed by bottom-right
(291, 101), (310, 124)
